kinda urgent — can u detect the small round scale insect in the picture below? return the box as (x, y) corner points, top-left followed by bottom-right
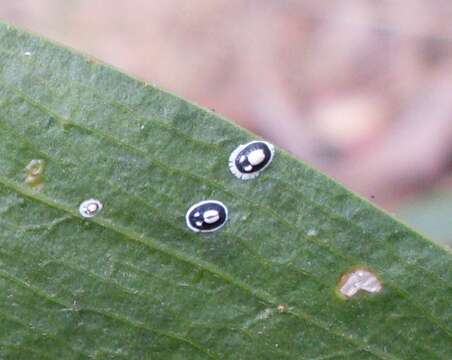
(229, 141), (275, 180)
(79, 199), (103, 218)
(186, 200), (228, 233)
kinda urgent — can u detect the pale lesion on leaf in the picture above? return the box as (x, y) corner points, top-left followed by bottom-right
(337, 267), (383, 299)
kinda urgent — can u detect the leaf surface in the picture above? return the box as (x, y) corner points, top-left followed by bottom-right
(0, 22), (451, 360)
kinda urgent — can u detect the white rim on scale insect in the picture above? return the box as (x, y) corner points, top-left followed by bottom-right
(228, 140), (275, 180)
(79, 199), (103, 218)
(185, 200), (228, 233)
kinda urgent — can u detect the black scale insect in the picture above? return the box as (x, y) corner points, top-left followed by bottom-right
(228, 141), (275, 180)
(185, 141), (275, 233)
(185, 200), (228, 233)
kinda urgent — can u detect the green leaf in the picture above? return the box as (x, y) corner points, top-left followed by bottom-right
(0, 22), (451, 360)
(398, 189), (452, 249)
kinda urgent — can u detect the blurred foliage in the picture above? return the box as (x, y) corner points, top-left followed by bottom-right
(398, 190), (452, 249)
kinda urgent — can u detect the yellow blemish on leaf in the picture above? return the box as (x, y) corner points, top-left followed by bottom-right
(25, 159), (45, 189)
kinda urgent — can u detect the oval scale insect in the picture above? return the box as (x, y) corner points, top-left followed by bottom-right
(229, 141), (275, 180)
(186, 200), (228, 233)
(79, 199), (103, 218)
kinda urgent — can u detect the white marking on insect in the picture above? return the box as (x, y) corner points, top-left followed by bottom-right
(339, 268), (382, 298)
(203, 209), (220, 224)
(79, 199), (103, 218)
(247, 149), (266, 166)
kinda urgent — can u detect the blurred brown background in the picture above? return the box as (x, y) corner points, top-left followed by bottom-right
(1, 0), (452, 246)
